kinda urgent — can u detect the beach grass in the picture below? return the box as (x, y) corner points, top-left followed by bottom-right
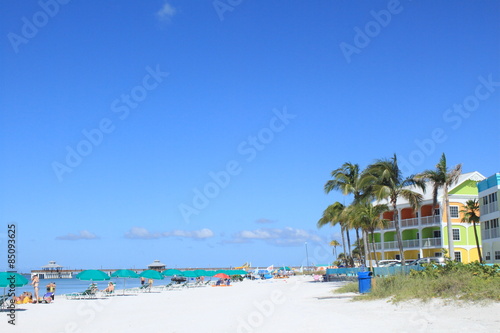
(334, 262), (500, 303)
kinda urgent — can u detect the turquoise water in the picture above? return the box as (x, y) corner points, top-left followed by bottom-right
(9, 277), (177, 297)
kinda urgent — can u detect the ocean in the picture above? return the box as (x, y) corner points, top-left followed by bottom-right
(8, 276), (192, 297)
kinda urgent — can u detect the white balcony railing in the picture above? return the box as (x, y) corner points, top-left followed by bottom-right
(483, 227), (500, 240)
(421, 215), (441, 225)
(402, 239), (419, 248)
(374, 237), (442, 250)
(480, 202), (498, 216)
(401, 217), (419, 228)
(421, 237), (442, 248)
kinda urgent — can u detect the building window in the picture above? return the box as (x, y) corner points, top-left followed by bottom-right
(434, 252), (442, 257)
(434, 208), (440, 216)
(395, 255), (400, 260)
(449, 206), (459, 218)
(486, 252), (491, 261)
(495, 251), (500, 260)
(433, 230), (441, 238)
(454, 251), (462, 262)
(452, 229), (460, 241)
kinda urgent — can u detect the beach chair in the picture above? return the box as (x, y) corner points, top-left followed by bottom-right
(66, 286), (98, 300)
(139, 283), (152, 292)
(0, 295), (11, 310)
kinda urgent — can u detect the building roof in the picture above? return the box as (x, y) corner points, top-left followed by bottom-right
(41, 261), (64, 269)
(147, 260), (166, 268)
(376, 171), (485, 206)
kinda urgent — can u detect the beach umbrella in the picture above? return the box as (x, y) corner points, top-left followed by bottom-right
(181, 271), (199, 278)
(75, 270), (110, 282)
(140, 270), (164, 280)
(0, 272), (29, 288)
(214, 273), (230, 279)
(162, 269), (183, 276)
(111, 269), (140, 295)
(204, 270), (216, 277)
(194, 269), (207, 276)
(280, 266), (291, 271)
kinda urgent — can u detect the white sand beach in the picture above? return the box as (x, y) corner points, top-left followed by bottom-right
(2, 276), (499, 333)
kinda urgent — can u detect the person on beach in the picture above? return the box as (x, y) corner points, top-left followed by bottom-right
(103, 282), (115, 293)
(148, 278), (153, 290)
(140, 277), (145, 286)
(46, 282), (56, 300)
(31, 274), (39, 303)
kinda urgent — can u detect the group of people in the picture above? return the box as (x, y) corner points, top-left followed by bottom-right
(215, 278), (231, 286)
(27, 274), (56, 304)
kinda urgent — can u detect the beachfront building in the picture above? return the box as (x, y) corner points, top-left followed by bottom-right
(147, 260), (166, 271)
(371, 171), (485, 263)
(478, 173), (500, 264)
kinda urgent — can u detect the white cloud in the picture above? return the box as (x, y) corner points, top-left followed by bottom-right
(228, 227), (324, 246)
(255, 218), (276, 224)
(56, 230), (99, 241)
(156, 2), (176, 22)
(124, 227), (214, 240)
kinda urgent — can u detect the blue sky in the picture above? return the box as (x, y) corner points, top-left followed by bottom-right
(1, 0), (499, 272)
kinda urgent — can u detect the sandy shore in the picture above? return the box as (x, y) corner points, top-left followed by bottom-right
(2, 276), (499, 332)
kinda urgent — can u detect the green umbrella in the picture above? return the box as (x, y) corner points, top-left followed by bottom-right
(75, 270), (110, 281)
(140, 270), (164, 280)
(111, 269), (140, 295)
(194, 269), (207, 276)
(0, 272), (29, 287)
(204, 270), (216, 277)
(280, 266), (291, 271)
(181, 270), (199, 278)
(162, 269), (183, 276)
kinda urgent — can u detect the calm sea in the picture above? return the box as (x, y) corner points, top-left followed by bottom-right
(10, 276), (193, 297)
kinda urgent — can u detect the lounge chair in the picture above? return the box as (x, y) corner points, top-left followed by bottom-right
(0, 295), (11, 310)
(65, 285), (98, 300)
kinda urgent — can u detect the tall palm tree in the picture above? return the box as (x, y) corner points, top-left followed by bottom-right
(329, 240), (341, 260)
(460, 199), (482, 263)
(353, 202), (390, 267)
(416, 153), (462, 261)
(363, 154), (425, 265)
(325, 162), (372, 263)
(318, 203), (350, 264)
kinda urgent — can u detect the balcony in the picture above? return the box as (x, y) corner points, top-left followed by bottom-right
(483, 227), (500, 240)
(401, 217), (419, 228)
(422, 237), (442, 248)
(480, 202), (498, 216)
(373, 237), (442, 250)
(421, 215), (441, 225)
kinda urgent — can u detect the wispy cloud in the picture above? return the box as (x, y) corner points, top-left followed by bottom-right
(156, 2), (176, 22)
(56, 230), (99, 241)
(124, 227), (214, 240)
(255, 218), (276, 224)
(227, 227), (324, 246)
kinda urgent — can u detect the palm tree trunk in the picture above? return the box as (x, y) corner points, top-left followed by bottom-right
(363, 230), (371, 269)
(341, 226), (347, 266)
(444, 187), (455, 261)
(345, 228), (353, 266)
(472, 220), (483, 263)
(371, 230), (379, 267)
(393, 201), (405, 265)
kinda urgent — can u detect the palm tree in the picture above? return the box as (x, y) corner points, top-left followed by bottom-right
(325, 162), (372, 264)
(416, 153), (462, 261)
(353, 202), (390, 267)
(329, 240), (341, 260)
(317, 202), (350, 264)
(461, 199), (482, 263)
(363, 154), (426, 265)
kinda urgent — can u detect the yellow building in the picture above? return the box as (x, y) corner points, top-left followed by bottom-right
(372, 171), (485, 263)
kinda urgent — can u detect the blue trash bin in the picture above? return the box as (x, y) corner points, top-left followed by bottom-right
(357, 271), (373, 293)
